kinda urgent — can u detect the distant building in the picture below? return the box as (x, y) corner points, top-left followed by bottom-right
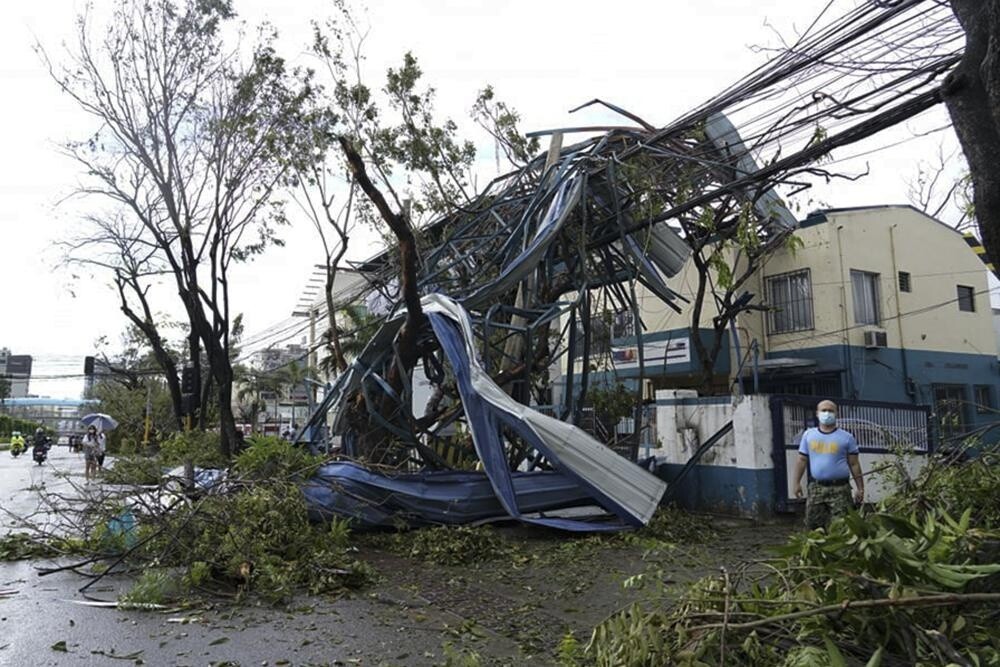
(0, 348), (33, 398)
(250, 343), (309, 374)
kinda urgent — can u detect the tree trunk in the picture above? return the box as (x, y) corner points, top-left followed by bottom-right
(217, 372), (236, 459)
(325, 278), (349, 374)
(198, 373), (213, 430)
(339, 137), (425, 463)
(945, 0), (1000, 271)
(114, 276), (184, 428)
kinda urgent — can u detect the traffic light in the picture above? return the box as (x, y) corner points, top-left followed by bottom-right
(181, 365), (197, 395)
(180, 365), (199, 428)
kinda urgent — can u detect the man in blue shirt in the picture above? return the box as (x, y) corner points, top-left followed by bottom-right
(791, 399), (865, 529)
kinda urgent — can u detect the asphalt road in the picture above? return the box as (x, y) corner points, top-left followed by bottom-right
(0, 446), (523, 666)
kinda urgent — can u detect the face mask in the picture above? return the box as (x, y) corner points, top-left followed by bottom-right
(818, 411), (836, 426)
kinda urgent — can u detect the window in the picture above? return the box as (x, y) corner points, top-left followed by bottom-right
(957, 285), (976, 312)
(974, 385), (993, 414)
(611, 308), (635, 339)
(933, 384), (967, 441)
(766, 269), (814, 334)
(898, 271), (911, 293)
(850, 270), (881, 325)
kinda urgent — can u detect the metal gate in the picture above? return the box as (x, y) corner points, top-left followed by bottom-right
(770, 395), (933, 512)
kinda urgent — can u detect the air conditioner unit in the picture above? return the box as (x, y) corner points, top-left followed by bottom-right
(863, 329), (888, 349)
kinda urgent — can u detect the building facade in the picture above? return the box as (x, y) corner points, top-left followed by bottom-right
(0, 348), (33, 398)
(576, 205), (999, 442)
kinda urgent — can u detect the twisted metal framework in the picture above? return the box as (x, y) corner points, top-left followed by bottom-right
(304, 0), (962, 475)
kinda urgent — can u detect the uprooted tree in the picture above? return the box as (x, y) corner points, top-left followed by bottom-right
(48, 0), (327, 457)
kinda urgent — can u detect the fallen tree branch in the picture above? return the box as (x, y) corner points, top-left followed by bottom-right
(688, 592), (1000, 633)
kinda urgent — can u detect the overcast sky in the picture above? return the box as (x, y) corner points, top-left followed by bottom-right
(0, 0), (974, 398)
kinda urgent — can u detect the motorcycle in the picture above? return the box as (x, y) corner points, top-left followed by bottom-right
(32, 438), (51, 466)
(10, 434), (26, 458)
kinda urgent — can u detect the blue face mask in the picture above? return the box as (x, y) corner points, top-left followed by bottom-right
(818, 411), (837, 426)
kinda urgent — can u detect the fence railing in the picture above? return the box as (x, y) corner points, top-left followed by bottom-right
(776, 395), (932, 454)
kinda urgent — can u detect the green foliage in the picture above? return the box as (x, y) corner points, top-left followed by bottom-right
(439, 641), (483, 667)
(625, 505), (717, 546)
(368, 525), (515, 566)
(557, 631), (585, 667)
(588, 383), (635, 425)
(471, 85), (540, 166)
(0, 415), (47, 439)
(0, 533), (60, 561)
(0, 532), (91, 561)
(140, 480), (371, 603)
(884, 452), (1000, 529)
(778, 509), (999, 590)
(576, 456), (1000, 666)
(119, 570), (180, 606)
(160, 430), (228, 468)
(232, 436), (324, 480)
(89, 378), (177, 454)
(103, 454), (164, 486)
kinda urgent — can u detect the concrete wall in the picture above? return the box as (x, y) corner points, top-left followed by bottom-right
(653, 391), (776, 517)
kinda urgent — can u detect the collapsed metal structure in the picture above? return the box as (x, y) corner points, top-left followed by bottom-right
(299, 0), (963, 529)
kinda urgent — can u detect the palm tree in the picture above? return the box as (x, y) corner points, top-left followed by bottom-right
(283, 360), (314, 429)
(321, 304), (380, 376)
(235, 369), (267, 434)
(261, 368), (290, 432)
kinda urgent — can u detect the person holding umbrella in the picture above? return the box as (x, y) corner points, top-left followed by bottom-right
(80, 414), (117, 481)
(81, 425), (102, 481)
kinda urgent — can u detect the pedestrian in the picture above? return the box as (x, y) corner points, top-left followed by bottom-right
(96, 429), (107, 471)
(82, 426), (100, 481)
(791, 399), (865, 530)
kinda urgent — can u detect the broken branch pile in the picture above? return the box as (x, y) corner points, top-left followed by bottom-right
(1, 436), (372, 605)
(570, 452), (1000, 666)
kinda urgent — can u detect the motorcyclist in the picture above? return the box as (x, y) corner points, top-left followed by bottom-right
(32, 428), (50, 452)
(10, 431), (25, 456)
(31, 428), (51, 465)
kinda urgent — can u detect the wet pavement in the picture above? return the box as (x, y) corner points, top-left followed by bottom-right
(0, 446), (794, 666)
